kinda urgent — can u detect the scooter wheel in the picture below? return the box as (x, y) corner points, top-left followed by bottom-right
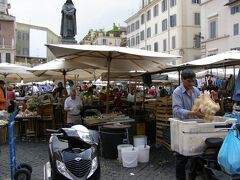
(14, 168), (31, 180)
(17, 163), (33, 173)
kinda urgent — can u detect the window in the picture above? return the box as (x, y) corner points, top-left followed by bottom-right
(141, 14), (145, 24)
(147, 45), (151, 51)
(136, 34), (140, 45)
(6, 53), (11, 63)
(17, 32), (21, 40)
(131, 37), (135, 46)
(209, 21), (217, 39)
(162, 19), (167, 31)
(136, 20), (140, 30)
(170, 14), (177, 27)
(103, 38), (108, 45)
(231, 5), (240, 14)
(194, 13), (200, 25)
(163, 39), (167, 51)
(140, 30), (145, 41)
(155, 23), (158, 34)
(234, 23), (239, 36)
(22, 48), (28, 55)
(172, 36), (176, 49)
(127, 26), (130, 34)
(147, 27), (151, 38)
(154, 42), (158, 52)
(170, 0), (176, 7)
(194, 34), (201, 48)
(131, 23), (135, 32)
(162, 0), (167, 12)
(192, 0), (201, 4)
(147, 10), (151, 21)
(153, 4), (159, 17)
(127, 38), (130, 47)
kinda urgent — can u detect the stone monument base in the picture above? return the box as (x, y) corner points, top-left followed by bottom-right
(61, 38), (77, 44)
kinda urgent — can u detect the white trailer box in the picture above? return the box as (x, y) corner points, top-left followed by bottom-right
(169, 117), (236, 156)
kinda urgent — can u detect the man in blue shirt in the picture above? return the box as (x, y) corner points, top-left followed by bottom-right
(172, 69), (204, 180)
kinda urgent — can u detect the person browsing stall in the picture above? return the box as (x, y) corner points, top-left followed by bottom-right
(64, 89), (83, 125)
(0, 80), (7, 110)
(172, 69), (204, 180)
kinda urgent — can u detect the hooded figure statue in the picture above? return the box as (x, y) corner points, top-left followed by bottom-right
(60, 0), (77, 39)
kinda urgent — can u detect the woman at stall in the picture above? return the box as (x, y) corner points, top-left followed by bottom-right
(7, 85), (16, 113)
(0, 80), (7, 110)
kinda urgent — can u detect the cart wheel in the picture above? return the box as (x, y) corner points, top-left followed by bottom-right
(14, 168), (31, 180)
(17, 163), (32, 173)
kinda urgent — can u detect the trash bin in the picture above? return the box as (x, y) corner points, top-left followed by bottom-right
(100, 127), (125, 159)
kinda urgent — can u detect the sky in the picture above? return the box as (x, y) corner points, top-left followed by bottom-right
(8, 0), (140, 41)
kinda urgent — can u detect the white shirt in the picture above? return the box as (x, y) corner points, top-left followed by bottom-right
(127, 93), (135, 103)
(64, 96), (83, 115)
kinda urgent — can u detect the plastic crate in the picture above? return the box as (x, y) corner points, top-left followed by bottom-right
(169, 117), (237, 156)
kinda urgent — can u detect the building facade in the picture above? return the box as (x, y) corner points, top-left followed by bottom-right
(16, 23), (60, 66)
(125, 0), (202, 64)
(201, 0), (240, 57)
(0, 0), (15, 63)
(81, 24), (126, 46)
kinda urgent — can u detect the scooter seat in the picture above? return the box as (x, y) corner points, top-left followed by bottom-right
(205, 138), (223, 148)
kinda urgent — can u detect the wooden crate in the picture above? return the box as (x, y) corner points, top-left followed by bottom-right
(0, 125), (7, 144)
(155, 96), (172, 148)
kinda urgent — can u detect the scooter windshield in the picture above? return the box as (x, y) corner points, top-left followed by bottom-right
(71, 125), (95, 145)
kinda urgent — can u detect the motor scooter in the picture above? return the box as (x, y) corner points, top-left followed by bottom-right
(43, 125), (100, 180)
(186, 124), (240, 180)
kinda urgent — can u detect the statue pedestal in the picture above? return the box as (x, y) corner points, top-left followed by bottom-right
(61, 38), (77, 44)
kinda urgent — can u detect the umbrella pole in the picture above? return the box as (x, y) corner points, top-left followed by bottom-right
(106, 57), (111, 114)
(63, 70), (67, 88)
(178, 70), (181, 85)
(134, 76), (137, 116)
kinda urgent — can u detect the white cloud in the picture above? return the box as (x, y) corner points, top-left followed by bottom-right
(8, 0), (140, 41)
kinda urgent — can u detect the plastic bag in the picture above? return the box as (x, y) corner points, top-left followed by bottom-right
(218, 125), (240, 175)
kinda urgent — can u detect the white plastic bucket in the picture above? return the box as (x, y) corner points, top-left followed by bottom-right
(121, 147), (139, 168)
(117, 144), (133, 162)
(133, 135), (147, 147)
(137, 145), (150, 163)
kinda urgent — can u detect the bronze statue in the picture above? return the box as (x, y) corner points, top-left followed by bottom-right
(60, 0), (77, 39)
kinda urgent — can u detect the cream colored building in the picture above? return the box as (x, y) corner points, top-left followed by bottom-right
(81, 25), (126, 46)
(125, 0), (202, 64)
(201, 0), (240, 57)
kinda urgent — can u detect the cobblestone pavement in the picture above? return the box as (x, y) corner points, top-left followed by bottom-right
(0, 142), (176, 180)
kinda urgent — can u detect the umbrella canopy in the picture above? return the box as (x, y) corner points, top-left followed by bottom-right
(30, 59), (106, 85)
(46, 44), (179, 72)
(46, 44), (180, 112)
(157, 50), (240, 74)
(0, 63), (49, 83)
(184, 50), (240, 67)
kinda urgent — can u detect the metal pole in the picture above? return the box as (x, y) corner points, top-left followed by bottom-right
(178, 70), (181, 85)
(134, 76), (137, 116)
(63, 70), (67, 88)
(233, 66), (236, 87)
(106, 57), (111, 114)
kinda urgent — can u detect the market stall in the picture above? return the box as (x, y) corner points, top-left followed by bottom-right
(46, 44), (180, 113)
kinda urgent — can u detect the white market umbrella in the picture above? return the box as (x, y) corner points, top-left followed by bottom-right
(0, 63), (51, 83)
(46, 44), (180, 113)
(30, 59), (106, 86)
(184, 50), (240, 67)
